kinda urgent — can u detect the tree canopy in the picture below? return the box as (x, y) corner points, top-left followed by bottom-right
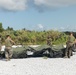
(0, 23), (72, 45)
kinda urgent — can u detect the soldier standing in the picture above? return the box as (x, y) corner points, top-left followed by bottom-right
(47, 35), (52, 46)
(5, 34), (15, 61)
(64, 32), (75, 58)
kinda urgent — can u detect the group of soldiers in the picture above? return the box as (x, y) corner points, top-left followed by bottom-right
(0, 32), (75, 61)
(47, 32), (76, 58)
(0, 34), (15, 61)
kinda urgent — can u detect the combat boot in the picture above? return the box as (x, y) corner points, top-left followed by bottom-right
(64, 56), (68, 58)
(64, 51), (68, 58)
(6, 57), (10, 61)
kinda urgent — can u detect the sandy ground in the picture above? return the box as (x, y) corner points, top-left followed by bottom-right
(0, 53), (76, 75)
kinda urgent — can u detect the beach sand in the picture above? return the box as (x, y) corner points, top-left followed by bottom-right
(0, 54), (76, 75)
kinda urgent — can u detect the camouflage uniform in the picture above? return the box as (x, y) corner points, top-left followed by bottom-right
(64, 33), (75, 58)
(5, 35), (14, 61)
(47, 36), (52, 46)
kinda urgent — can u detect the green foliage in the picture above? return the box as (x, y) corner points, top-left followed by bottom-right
(0, 25), (68, 45)
(6, 26), (13, 31)
(0, 23), (4, 32)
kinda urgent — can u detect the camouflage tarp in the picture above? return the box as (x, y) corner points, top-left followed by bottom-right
(26, 44), (65, 58)
(0, 45), (66, 58)
(51, 44), (65, 58)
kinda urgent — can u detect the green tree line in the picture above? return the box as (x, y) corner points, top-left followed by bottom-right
(0, 23), (69, 45)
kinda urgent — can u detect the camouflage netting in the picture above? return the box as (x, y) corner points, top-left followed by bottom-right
(12, 46), (28, 58)
(72, 44), (76, 52)
(12, 44), (66, 58)
(51, 44), (66, 58)
(0, 46), (31, 58)
(0, 45), (66, 58)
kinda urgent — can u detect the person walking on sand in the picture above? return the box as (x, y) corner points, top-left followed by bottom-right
(5, 34), (15, 61)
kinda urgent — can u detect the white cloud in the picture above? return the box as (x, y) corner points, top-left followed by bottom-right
(58, 25), (76, 31)
(0, 0), (28, 11)
(37, 24), (44, 29)
(34, 0), (76, 8)
(0, 0), (76, 12)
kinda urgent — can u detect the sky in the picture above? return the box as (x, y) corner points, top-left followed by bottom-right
(0, 0), (76, 31)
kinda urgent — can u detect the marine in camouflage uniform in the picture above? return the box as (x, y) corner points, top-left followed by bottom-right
(64, 32), (75, 58)
(5, 35), (15, 61)
(46, 36), (52, 46)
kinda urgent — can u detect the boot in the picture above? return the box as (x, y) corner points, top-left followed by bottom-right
(64, 56), (68, 58)
(64, 50), (68, 58)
